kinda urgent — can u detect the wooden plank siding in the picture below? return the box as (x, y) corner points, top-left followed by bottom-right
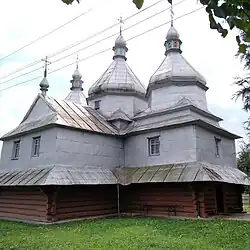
(0, 183), (244, 222)
(120, 183), (198, 217)
(195, 183), (244, 217)
(54, 185), (118, 221)
(224, 184), (243, 213)
(0, 187), (48, 222)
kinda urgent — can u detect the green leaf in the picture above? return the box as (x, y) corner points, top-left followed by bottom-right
(133, 0), (144, 9)
(200, 0), (210, 5)
(214, 6), (226, 18)
(209, 13), (218, 29)
(239, 44), (248, 54)
(227, 17), (235, 30)
(236, 35), (241, 45)
(221, 29), (228, 38)
(61, 0), (75, 4)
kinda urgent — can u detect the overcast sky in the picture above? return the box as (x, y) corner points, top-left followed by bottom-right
(0, 0), (249, 154)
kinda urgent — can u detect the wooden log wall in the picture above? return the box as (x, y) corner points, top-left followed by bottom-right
(200, 183), (244, 216)
(0, 187), (48, 222)
(120, 183), (198, 217)
(224, 184), (243, 213)
(203, 184), (217, 216)
(55, 185), (118, 221)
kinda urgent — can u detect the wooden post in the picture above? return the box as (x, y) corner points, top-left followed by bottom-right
(117, 184), (120, 217)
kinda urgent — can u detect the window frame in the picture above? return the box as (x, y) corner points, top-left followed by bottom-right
(214, 137), (221, 157)
(148, 136), (160, 156)
(31, 136), (41, 157)
(94, 100), (101, 110)
(11, 140), (21, 160)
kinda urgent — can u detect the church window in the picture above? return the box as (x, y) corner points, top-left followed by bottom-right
(12, 140), (20, 160)
(148, 137), (160, 156)
(94, 100), (101, 110)
(32, 136), (41, 157)
(214, 137), (221, 156)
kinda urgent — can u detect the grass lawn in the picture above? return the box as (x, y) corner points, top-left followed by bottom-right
(244, 205), (250, 212)
(0, 218), (250, 250)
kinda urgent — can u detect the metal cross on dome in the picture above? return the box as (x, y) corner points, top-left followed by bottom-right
(170, 0), (174, 27)
(117, 16), (124, 35)
(76, 54), (79, 69)
(41, 56), (51, 78)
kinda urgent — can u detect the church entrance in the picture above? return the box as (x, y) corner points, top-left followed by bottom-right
(216, 184), (225, 214)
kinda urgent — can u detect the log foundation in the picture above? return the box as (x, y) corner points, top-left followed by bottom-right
(0, 182), (244, 222)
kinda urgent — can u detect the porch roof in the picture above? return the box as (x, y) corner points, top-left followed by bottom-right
(115, 162), (250, 186)
(0, 162), (249, 186)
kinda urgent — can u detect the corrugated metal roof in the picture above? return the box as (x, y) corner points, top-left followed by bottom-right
(88, 58), (146, 98)
(148, 25), (206, 86)
(0, 94), (118, 140)
(0, 165), (117, 186)
(107, 109), (132, 122)
(115, 162), (250, 186)
(0, 162), (248, 186)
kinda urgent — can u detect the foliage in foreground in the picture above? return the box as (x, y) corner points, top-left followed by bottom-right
(0, 218), (250, 250)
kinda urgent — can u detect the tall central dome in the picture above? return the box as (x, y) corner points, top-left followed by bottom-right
(88, 31), (147, 117)
(147, 24), (208, 111)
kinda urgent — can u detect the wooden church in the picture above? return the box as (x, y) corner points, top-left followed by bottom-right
(0, 22), (249, 223)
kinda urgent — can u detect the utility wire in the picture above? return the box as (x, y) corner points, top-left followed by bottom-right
(0, 0), (183, 85)
(50, 6), (204, 75)
(0, 0), (166, 81)
(49, 0), (166, 57)
(0, 66), (43, 85)
(0, 8), (93, 64)
(0, 76), (42, 92)
(0, 6), (204, 93)
(51, 1), (183, 66)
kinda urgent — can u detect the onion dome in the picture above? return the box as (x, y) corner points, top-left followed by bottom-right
(88, 33), (146, 99)
(166, 26), (180, 40)
(147, 25), (207, 93)
(115, 34), (127, 47)
(39, 77), (49, 96)
(65, 65), (87, 106)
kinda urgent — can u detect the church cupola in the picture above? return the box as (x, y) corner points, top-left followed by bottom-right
(146, 23), (208, 111)
(113, 32), (128, 60)
(165, 25), (182, 54)
(39, 77), (49, 96)
(88, 23), (147, 118)
(39, 56), (50, 96)
(71, 65), (83, 91)
(65, 60), (87, 106)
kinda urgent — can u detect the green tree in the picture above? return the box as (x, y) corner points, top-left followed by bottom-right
(61, 0), (250, 56)
(237, 141), (250, 192)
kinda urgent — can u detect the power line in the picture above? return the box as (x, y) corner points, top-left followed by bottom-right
(50, 6), (204, 75)
(0, 8), (93, 64)
(128, 6), (204, 42)
(48, 0), (166, 58)
(0, 76), (42, 92)
(0, 0), (166, 82)
(0, 6), (204, 93)
(0, 66), (43, 85)
(50, 2), (181, 66)
(0, 60), (41, 81)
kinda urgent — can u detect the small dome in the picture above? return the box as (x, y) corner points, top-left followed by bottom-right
(39, 77), (49, 89)
(166, 26), (180, 40)
(115, 34), (127, 47)
(72, 67), (82, 79)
